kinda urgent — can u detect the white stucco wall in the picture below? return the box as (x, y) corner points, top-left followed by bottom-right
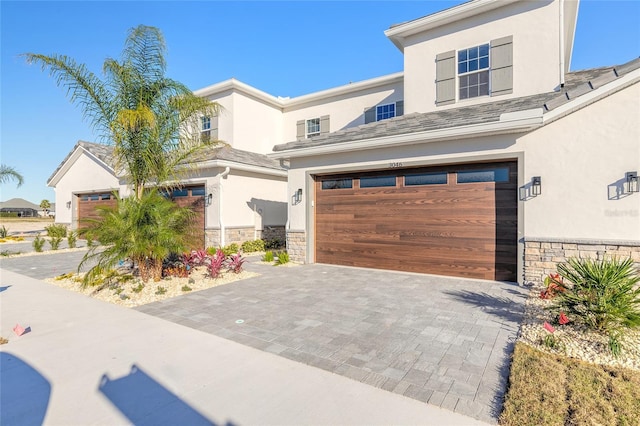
(403, 0), (562, 114)
(522, 82), (640, 241)
(230, 92), (283, 154)
(220, 170), (287, 229)
(54, 153), (119, 225)
(282, 81), (404, 143)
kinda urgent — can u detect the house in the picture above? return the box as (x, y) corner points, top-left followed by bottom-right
(268, 0), (639, 285)
(0, 198), (40, 217)
(49, 0), (639, 284)
(48, 141), (288, 248)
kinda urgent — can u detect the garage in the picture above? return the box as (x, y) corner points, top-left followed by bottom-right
(77, 192), (118, 228)
(77, 186), (206, 249)
(314, 161), (517, 281)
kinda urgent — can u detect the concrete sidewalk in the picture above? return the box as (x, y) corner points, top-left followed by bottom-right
(0, 269), (489, 425)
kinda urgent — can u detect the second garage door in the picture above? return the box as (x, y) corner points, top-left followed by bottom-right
(314, 162), (517, 281)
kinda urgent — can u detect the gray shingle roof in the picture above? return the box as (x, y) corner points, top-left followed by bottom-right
(0, 198), (41, 210)
(273, 58), (640, 153)
(48, 141), (285, 185)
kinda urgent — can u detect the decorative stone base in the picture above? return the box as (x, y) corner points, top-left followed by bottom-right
(225, 227), (255, 246)
(286, 230), (306, 263)
(205, 229), (221, 248)
(260, 226), (286, 243)
(524, 238), (640, 285)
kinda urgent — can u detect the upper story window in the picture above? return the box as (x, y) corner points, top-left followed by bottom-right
(201, 116), (211, 131)
(458, 44), (490, 100)
(376, 103), (396, 121)
(306, 118), (320, 138)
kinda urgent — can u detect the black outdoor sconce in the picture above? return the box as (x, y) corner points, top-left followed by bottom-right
(293, 188), (303, 205)
(627, 171), (639, 194)
(531, 176), (542, 196)
(66, 201), (71, 209)
(205, 193), (213, 206)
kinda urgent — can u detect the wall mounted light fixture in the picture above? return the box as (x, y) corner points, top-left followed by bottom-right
(205, 193), (213, 206)
(531, 176), (542, 196)
(293, 188), (303, 205)
(626, 171), (639, 193)
(66, 201), (71, 209)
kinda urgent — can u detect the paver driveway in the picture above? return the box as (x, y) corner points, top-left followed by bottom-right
(137, 261), (527, 423)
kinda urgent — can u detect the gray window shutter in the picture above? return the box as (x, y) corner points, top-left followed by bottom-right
(435, 50), (456, 106)
(395, 100), (404, 117)
(320, 115), (330, 134)
(490, 36), (513, 97)
(211, 115), (219, 140)
(296, 120), (305, 140)
(364, 107), (376, 124)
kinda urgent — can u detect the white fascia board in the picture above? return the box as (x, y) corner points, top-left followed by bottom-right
(193, 78), (284, 108)
(269, 112), (543, 160)
(385, 0), (519, 51)
(47, 145), (116, 187)
(192, 73), (404, 110)
(196, 159), (287, 177)
(543, 69), (640, 125)
(283, 73), (404, 109)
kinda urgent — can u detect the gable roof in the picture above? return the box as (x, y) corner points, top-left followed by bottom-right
(48, 141), (286, 187)
(271, 58), (640, 158)
(0, 198), (41, 210)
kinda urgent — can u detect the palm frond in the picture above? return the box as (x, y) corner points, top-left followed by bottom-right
(0, 164), (25, 187)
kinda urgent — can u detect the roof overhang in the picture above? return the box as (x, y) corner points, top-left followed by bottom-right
(269, 108), (543, 160)
(193, 73), (404, 110)
(47, 144), (115, 187)
(385, 0), (520, 52)
(194, 159), (287, 177)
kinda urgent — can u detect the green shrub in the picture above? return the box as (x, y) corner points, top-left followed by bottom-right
(155, 286), (167, 295)
(263, 238), (284, 250)
(220, 243), (239, 256)
(275, 251), (290, 265)
(132, 283), (145, 293)
(262, 250), (274, 262)
(552, 258), (640, 351)
(0, 225), (8, 238)
(67, 230), (77, 248)
(33, 234), (45, 252)
(45, 224), (67, 238)
(241, 239), (265, 253)
(49, 236), (63, 250)
(181, 285), (192, 292)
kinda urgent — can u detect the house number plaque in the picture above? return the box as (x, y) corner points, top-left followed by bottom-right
(389, 162), (403, 168)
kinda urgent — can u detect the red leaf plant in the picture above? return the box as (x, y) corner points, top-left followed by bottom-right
(540, 273), (566, 299)
(558, 312), (570, 325)
(544, 322), (556, 333)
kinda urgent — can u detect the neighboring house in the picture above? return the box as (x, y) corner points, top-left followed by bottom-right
(268, 0), (639, 285)
(48, 141), (287, 248)
(0, 198), (40, 217)
(50, 0), (639, 284)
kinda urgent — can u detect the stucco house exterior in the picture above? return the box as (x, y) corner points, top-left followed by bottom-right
(268, 0), (639, 285)
(49, 0), (639, 283)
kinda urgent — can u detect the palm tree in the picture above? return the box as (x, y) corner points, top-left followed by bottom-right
(25, 25), (220, 284)
(24, 25), (220, 199)
(0, 164), (24, 187)
(40, 199), (51, 215)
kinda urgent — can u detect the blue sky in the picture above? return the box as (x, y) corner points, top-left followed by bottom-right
(1, 0), (639, 204)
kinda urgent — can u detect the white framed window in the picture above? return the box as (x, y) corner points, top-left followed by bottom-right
(201, 116), (211, 131)
(306, 118), (320, 138)
(457, 43), (490, 100)
(376, 103), (396, 121)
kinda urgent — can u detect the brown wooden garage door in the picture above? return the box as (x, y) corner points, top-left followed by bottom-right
(77, 192), (118, 228)
(314, 162), (517, 281)
(162, 186), (206, 249)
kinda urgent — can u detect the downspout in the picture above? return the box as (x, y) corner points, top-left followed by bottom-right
(218, 167), (230, 247)
(559, 0), (566, 88)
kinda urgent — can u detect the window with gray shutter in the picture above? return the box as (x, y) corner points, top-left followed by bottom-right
(364, 106), (376, 124)
(211, 115), (219, 140)
(396, 100), (404, 117)
(435, 50), (456, 106)
(320, 115), (330, 134)
(490, 36), (513, 96)
(296, 120), (305, 140)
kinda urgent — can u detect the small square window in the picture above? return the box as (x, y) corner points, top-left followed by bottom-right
(321, 179), (353, 190)
(306, 118), (320, 138)
(190, 187), (206, 197)
(360, 175), (396, 188)
(405, 172), (447, 186)
(376, 103), (396, 121)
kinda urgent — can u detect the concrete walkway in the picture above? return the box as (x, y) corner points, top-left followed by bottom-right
(137, 261), (527, 423)
(1, 269), (488, 425)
